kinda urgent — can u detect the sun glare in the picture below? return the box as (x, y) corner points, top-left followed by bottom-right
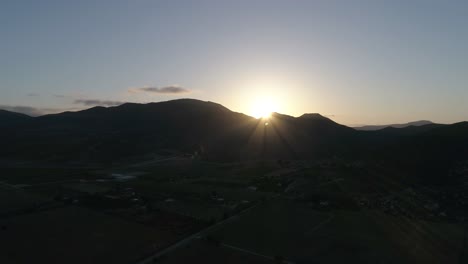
(251, 98), (277, 119)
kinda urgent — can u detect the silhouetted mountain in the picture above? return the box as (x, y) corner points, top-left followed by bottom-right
(0, 100), (358, 162)
(0, 109), (31, 120)
(0, 99), (467, 185)
(374, 122), (468, 184)
(377, 123), (445, 136)
(0, 109), (32, 127)
(354, 120), (435, 131)
(0, 99), (258, 162)
(245, 112), (355, 159)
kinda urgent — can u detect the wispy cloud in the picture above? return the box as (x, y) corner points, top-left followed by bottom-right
(53, 94), (66, 98)
(27, 93), (40, 97)
(0, 105), (78, 116)
(129, 85), (190, 94)
(73, 99), (125, 107)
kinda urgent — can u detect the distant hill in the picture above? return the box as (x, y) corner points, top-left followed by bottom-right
(0, 99), (467, 185)
(0, 99), (255, 162)
(375, 121), (468, 184)
(0, 99), (354, 162)
(250, 112), (355, 159)
(354, 120), (435, 131)
(0, 109), (31, 119)
(0, 109), (32, 126)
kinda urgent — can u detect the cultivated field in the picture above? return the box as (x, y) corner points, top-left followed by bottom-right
(0, 206), (190, 264)
(211, 198), (467, 264)
(157, 240), (275, 264)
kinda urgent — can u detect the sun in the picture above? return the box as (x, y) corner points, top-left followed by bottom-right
(250, 98), (277, 119)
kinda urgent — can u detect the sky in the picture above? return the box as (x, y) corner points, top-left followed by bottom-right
(1, 0), (467, 125)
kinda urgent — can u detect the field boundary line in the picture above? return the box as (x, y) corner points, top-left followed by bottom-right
(222, 243), (296, 264)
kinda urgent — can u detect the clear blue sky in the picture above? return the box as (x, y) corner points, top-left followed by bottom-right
(1, 0), (467, 125)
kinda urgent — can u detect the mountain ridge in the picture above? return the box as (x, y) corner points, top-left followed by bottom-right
(0, 99), (467, 184)
(354, 120), (435, 131)
(0, 99), (354, 162)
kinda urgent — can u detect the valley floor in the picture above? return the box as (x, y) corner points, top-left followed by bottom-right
(0, 158), (467, 264)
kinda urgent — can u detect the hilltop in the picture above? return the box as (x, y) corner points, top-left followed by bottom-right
(1, 99), (467, 184)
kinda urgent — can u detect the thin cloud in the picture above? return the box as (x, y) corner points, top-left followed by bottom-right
(53, 94), (66, 98)
(27, 93), (40, 97)
(73, 99), (125, 107)
(130, 85), (190, 94)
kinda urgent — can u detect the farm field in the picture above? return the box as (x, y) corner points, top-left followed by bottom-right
(0, 184), (49, 214)
(0, 167), (97, 185)
(157, 240), (275, 264)
(0, 160), (467, 264)
(211, 199), (468, 264)
(0, 206), (190, 264)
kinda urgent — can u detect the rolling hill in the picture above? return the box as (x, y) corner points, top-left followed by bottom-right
(354, 120), (435, 131)
(0, 109), (32, 127)
(0, 99), (356, 162)
(1, 99), (467, 184)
